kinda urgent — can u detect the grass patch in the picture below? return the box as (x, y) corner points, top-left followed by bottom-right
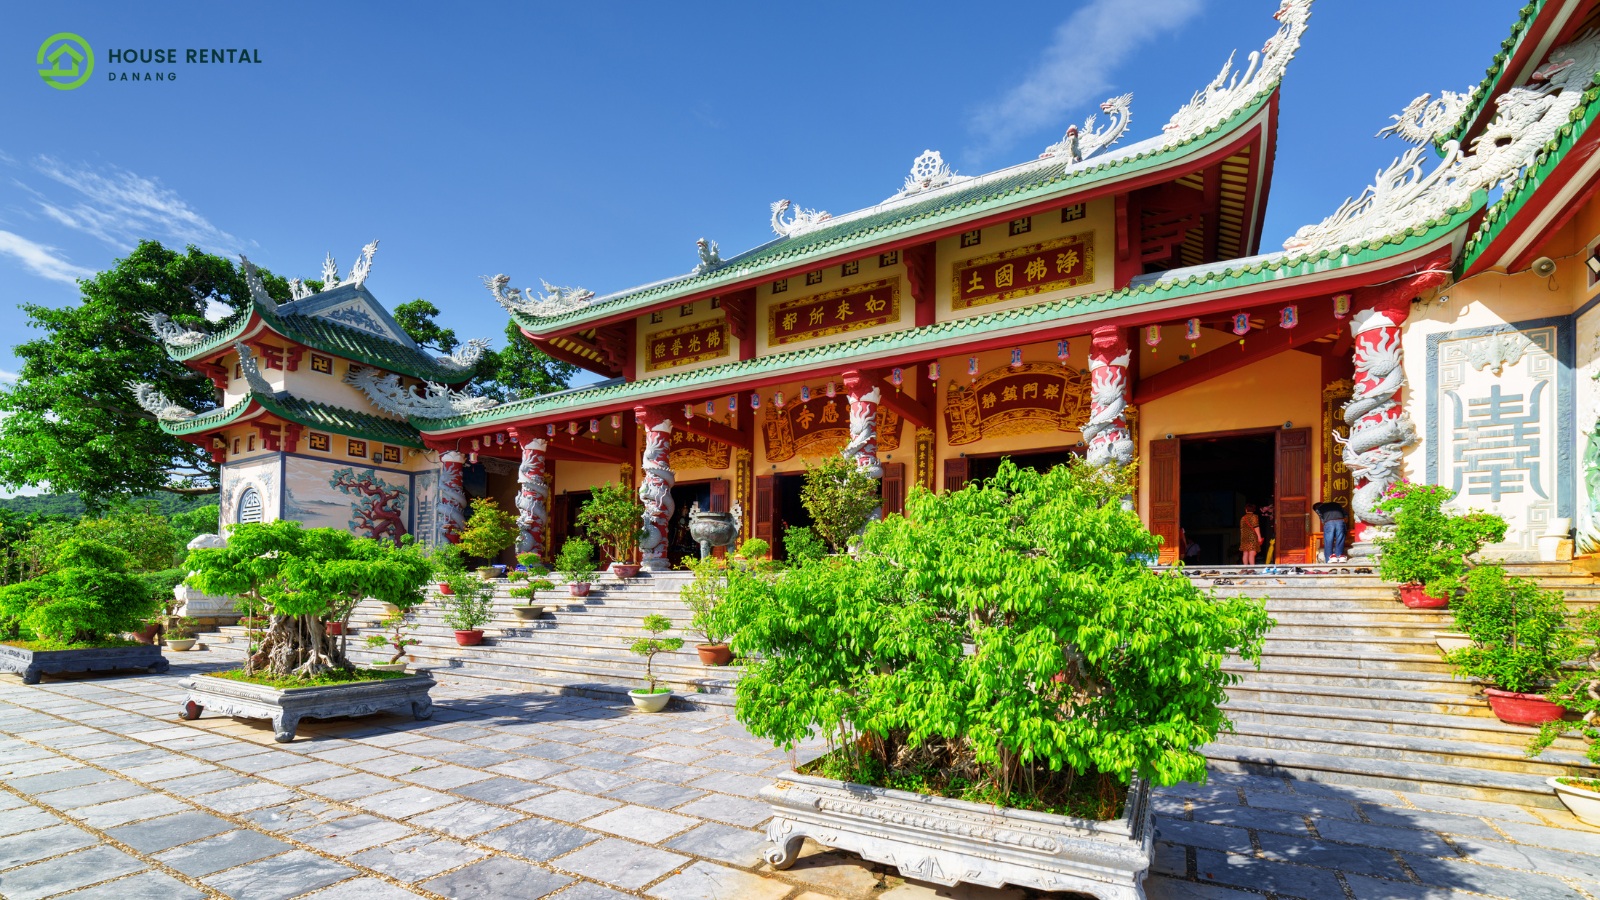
(209, 668), (413, 690)
(4, 637), (143, 652)
(1559, 776), (1600, 792)
(631, 687), (672, 694)
(798, 748), (1126, 821)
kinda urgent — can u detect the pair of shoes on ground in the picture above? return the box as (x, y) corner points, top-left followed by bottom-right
(1329, 555), (1350, 562)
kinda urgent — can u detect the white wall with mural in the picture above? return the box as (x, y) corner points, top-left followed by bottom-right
(282, 456), (413, 543)
(220, 456), (281, 532)
(413, 469), (440, 547)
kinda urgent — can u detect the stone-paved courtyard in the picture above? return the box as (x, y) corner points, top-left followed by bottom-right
(1, 660), (1598, 900)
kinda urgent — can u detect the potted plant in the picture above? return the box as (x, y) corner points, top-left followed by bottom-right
(576, 482), (646, 577)
(165, 617), (199, 652)
(735, 537), (770, 564)
(800, 455), (884, 553)
(628, 613), (682, 712)
(681, 555), (733, 665)
(555, 538), (597, 597)
(325, 620), (346, 636)
(517, 552), (548, 575)
(724, 460), (1272, 893)
(1527, 607), (1599, 822)
(1374, 482), (1505, 608)
(460, 497), (518, 577)
(508, 578), (557, 620)
(1446, 564), (1580, 725)
(364, 613), (418, 672)
(131, 615), (163, 645)
(440, 573), (495, 645)
(430, 542), (464, 594)
(1550, 778), (1600, 827)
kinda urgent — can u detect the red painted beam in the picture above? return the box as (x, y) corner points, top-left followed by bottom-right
(1134, 300), (1342, 405)
(526, 331), (620, 379)
(549, 434), (631, 464)
(849, 367), (934, 429)
(903, 242), (937, 327)
(672, 405), (752, 452)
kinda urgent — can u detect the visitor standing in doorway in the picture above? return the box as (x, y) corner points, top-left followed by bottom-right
(1239, 504), (1262, 566)
(1314, 498), (1349, 562)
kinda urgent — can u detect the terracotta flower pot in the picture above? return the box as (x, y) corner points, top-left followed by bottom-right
(131, 623), (161, 645)
(611, 563), (641, 578)
(1484, 687), (1565, 725)
(325, 622), (344, 636)
(1398, 583), (1449, 608)
(570, 582), (591, 597)
(438, 582), (454, 595)
(454, 629), (484, 646)
(696, 643), (734, 666)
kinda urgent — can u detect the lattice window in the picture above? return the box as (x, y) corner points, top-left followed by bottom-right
(237, 488), (263, 524)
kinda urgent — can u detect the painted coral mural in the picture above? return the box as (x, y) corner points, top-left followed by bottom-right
(282, 458), (413, 541)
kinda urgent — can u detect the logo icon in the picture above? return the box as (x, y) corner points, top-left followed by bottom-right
(38, 33), (93, 90)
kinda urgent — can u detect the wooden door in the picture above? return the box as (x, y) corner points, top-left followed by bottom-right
(549, 494), (571, 563)
(1275, 427), (1313, 563)
(944, 458), (970, 493)
(709, 479), (730, 514)
(1148, 438), (1181, 564)
(754, 475), (776, 550)
(880, 462), (905, 518)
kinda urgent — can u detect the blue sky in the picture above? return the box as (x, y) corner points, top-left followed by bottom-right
(0, 0), (1514, 390)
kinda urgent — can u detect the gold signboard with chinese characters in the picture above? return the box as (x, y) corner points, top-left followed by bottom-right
(768, 278), (900, 346)
(763, 394), (902, 463)
(952, 232), (1094, 310)
(646, 318), (729, 372)
(1321, 379), (1353, 509)
(944, 363), (1092, 445)
(668, 428), (731, 471)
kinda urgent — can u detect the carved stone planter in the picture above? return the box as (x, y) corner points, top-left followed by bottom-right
(179, 671), (434, 743)
(0, 643), (169, 684)
(761, 770), (1152, 900)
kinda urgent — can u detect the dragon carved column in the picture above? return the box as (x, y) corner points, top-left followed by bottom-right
(841, 371), (884, 480)
(514, 438), (550, 560)
(439, 451), (468, 544)
(1084, 326), (1135, 472)
(1340, 270), (1448, 547)
(637, 407), (676, 572)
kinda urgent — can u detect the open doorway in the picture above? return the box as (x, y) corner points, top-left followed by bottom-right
(667, 481), (712, 568)
(967, 446), (1084, 484)
(773, 472), (816, 561)
(1179, 432), (1276, 565)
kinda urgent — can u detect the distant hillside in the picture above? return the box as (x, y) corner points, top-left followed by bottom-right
(0, 492), (219, 518)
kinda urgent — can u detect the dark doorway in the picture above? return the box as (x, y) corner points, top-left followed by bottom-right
(667, 482), (712, 568)
(1179, 433), (1275, 565)
(967, 447), (1083, 484)
(773, 472), (816, 561)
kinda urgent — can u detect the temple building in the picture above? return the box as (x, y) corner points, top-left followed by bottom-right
(150, 0), (1600, 569)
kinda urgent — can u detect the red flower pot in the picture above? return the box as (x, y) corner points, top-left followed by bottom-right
(454, 630), (484, 646)
(696, 643), (733, 666)
(325, 622), (344, 636)
(1398, 583), (1449, 608)
(1485, 687), (1566, 725)
(570, 582), (591, 597)
(131, 623), (161, 645)
(611, 563), (641, 578)
(438, 582), (454, 595)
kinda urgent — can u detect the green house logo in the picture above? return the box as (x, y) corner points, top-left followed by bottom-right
(37, 33), (93, 90)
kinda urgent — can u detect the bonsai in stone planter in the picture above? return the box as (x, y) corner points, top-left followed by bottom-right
(555, 538), (597, 597)
(724, 460), (1273, 896)
(460, 497), (517, 576)
(0, 539), (167, 683)
(576, 482), (645, 576)
(1374, 482), (1505, 608)
(629, 614), (682, 712)
(178, 521), (435, 741)
(165, 617), (200, 652)
(1446, 564), (1580, 725)
(681, 555), (734, 665)
(440, 573), (495, 644)
(364, 612), (419, 672)
(508, 578), (557, 620)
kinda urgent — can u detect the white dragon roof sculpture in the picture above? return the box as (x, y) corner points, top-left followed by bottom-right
(483, 273), (596, 318)
(1163, 0), (1312, 146)
(126, 381), (197, 421)
(1041, 93), (1134, 163)
(344, 364), (498, 418)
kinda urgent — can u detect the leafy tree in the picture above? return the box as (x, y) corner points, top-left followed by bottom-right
(0, 539), (158, 646)
(183, 521), (433, 678)
(575, 482), (645, 564)
(392, 299), (458, 353)
(390, 301), (575, 402)
(71, 504), (182, 572)
(459, 497), (517, 564)
(168, 504), (221, 545)
(0, 492), (216, 518)
(800, 455), (881, 552)
(0, 241), (292, 509)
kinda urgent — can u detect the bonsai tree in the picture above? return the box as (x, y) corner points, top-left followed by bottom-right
(184, 521), (433, 679)
(1528, 607), (1600, 764)
(429, 541), (466, 580)
(1447, 564), (1582, 694)
(800, 455), (882, 552)
(631, 613), (683, 693)
(0, 539), (160, 647)
(735, 538), (769, 562)
(439, 573), (495, 632)
(576, 482), (646, 565)
(1374, 482), (1506, 597)
(508, 578), (556, 601)
(167, 616), (200, 642)
(459, 498), (518, 569)
(680, 555), (732, 646)
(721, 460), (1273, 812)
(517, 552), (549, 575)
(364, 614), (419, 665)
(555, 538), (596, 585)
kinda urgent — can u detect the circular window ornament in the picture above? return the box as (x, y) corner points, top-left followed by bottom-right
(237, 487), (263, 524)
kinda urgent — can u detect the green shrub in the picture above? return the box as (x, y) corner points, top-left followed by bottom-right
(429, 541), (466, 578)
(780, 526), (825, 565)
(800, 455), (881, 552)
(555, 538), (596, 584)
(630, 614), (683, 692)
(460, 498), (517, 564)
(440, 573), (495, 631)
(516, 552), (548, 574)
(1374, 482), (1506, 597)
(139, 568), (187, 603)
(735, 538), (769, 561)
(723, 460), (1273, 804)
(0, 538), (159, 645)
(576, 482), (645, 564)
(1446, 564), (1580, 694)
(1528, 607), (1600, 764)
(680, 556), (732, 645)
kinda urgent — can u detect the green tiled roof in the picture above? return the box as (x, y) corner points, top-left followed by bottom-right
(418, 203), (1477, 433)
(512, 88), (1280, 334)
(162, 392), (425, 449)
(1438, 1), (1549, 149)
(169, 300), (473, 383)
(1463, 73), (1600, 268)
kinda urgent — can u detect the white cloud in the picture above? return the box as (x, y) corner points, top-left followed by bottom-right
(0, 369), (17, 384)
(204, 298), (232, 322)
(968, 0), (1203, 157)
(30, 155), (240, 253)
(0, 230), (95, 284)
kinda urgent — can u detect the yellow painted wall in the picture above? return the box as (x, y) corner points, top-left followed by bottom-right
(936, 198), (1113, 323)
(552, 459), (628, 498)
(634, 299), (740, 380)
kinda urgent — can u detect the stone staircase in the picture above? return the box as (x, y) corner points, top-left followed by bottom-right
(1194, 562), (1600, 809)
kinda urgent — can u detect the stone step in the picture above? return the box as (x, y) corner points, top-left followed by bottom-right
(1217, 720), (1592, 777)
(418, 660), (734, 711)
(1243, 649), (1456, 674)
(1224, 663), (1474, 693)
(1223, 682), (1497, 718)
(1260, 635), (1441, 655)
(355, 632), (723, 677)
(388, 644), (737, 696)
(1220, 700), (1591, 751)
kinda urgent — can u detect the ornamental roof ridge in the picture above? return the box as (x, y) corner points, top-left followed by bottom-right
(1436, 0), (1551, 149)
(159, 388), (427, 449)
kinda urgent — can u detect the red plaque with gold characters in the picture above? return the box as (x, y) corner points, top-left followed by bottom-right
(768, 278), (900, 346)
(646, 318), (729, 372)
(944, 363), (1091, 445)
(763, 394), (902, 463)
(952, 233), (1094, 310)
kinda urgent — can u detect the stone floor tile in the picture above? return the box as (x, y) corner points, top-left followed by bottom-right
(627, 760), (714, 786)
(201, 848), (354, 900)
(7, 766), (109, 795)
(1194, 851), (1346, 899)
(436, 747), (518, 769)
(606, 779), (707, 810)
(665, 822), (769, 867)
(92, 749), (171, 769)
(1145, 877), (1261, 900)
(294, 814), (415, 854)
(1394, 792), (1546, 824)
(256, 760), (347, 786)
(297, 876), (429, 898)
(1243, 789), (1359, 820)
(776, 842), (885, 896)
(354, 785), (456, 817)
(583, 805), (698, 843)
(155, 828), (291, 876)
(1451, 837), (1600, 880)
(1186, 800), (1307, 835)
(567, 750), (639, 772)
(648, 860), (790, 900)
(304, 772), (400, 800)
(556, 837), (690, 889)
(191, 781), (299, 814)
(636, 744), (714, 765)
(686, 770), (769, 797)
(408, 799), (524, 837)
(488, 757), (574, 781)
(583, 736), (653, 754)
(517, 788), (624, 821)
(1345, 873), (1488, 900)
(541, 768), (638, 795)
(306, 743), (390, 764)
(353, 753), (440, 776)
(1312, 816), (1456, 855)
(158, 769), (254, 795)
(55, 870), (207, 900)
(0, 805), (63, 837)
(35, 778), (146, 809)
(479, 817), (600, 861)
(1153, 840), (1187, 876)
(464, 732), (539, 751)
(351, 832), (484, 882)
(399, 762), (492, 789)
(1358, 804), (1507, 839)
(241, 799), (346, 833)
(450, 775), (553, 805)
(674, 792), (771, 827)
(191, 741), (273, 762)
(549, 883), (636, 900)
(1152, 817), (1253, 855)
(1409, 848), (1594, 896)
(519, 741), (588, 761)
(0, 822), (97, 868)
(1496, 819), (1600, 854)
(0, 844), (144, 900)
(105, 809), (233, 852)
(72, 792), (190, 828)
(119, 757), (215, 782)
(420, 857), (573, 898)
(1252, 831), (1408, 878)
(879, 880), (1025, 899)
(0, 756), (84, 779)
